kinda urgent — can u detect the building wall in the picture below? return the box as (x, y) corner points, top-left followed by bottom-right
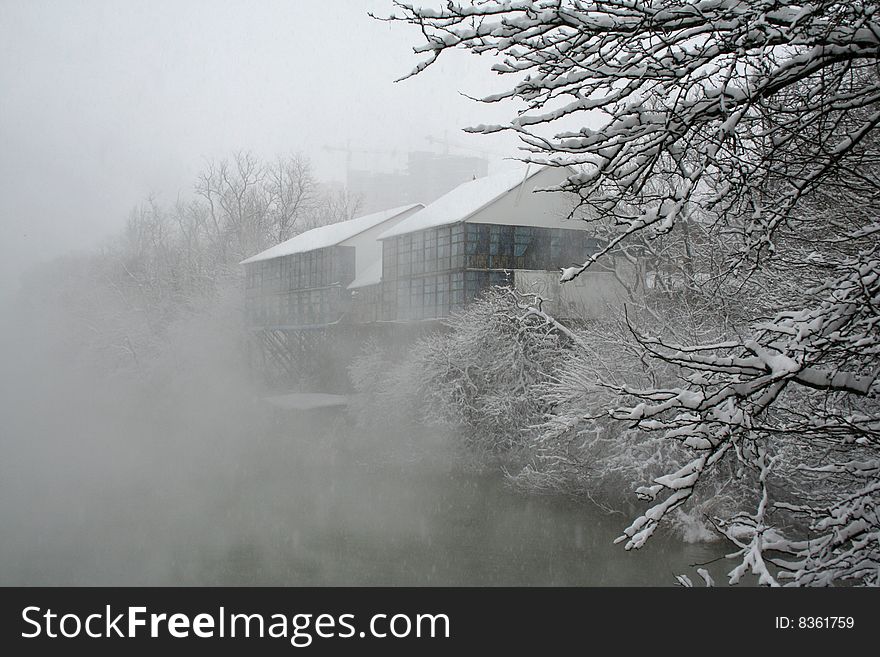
(514, 268), (630, 320)
(350, 283), (383, 324)
(373, 167), (635, 322)
(340, 205), (422, 286)
(244, 206), (422, 328)
(244, 245), (355, 327)
(380, 221), (607, 321)
(467, 166), (589, 229)
(245, 165), (624, 327)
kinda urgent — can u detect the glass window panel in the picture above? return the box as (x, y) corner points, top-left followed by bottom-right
(466, 224), (482, 256)
(489, 225), (500, 255)
(471, 254), (488, 269)
(550, 229), (562, 260)
(501, 225), (514, 255)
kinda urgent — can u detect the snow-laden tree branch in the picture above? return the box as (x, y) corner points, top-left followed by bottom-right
(383, 0), (880, 270)
(387, 0), (880, 585)
(612, 250), (878, 563)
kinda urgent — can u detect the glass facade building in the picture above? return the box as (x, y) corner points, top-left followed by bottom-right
(381, 222), (601, 321)
(244, 222), (602, 327)
(244, 245), (356, 327)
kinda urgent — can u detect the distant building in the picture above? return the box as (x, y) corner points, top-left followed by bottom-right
(347, 170), (416, 214)
(241, 204), (423, 328)
(348, 151), (489, 213)
(405, 151), (489, 206)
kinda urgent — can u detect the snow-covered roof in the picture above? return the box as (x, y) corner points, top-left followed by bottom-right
(240, 203), (424, 265)
(347, 259), (382, 290)
(378, 167), (543, 240)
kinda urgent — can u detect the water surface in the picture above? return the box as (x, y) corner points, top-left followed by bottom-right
(0, 397), (727, 586)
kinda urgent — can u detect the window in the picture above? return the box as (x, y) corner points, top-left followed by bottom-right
(465, 224), (478, 255)
(424, 276), (436, 318)
(424, 230), (436, 272)
(267, 259), (280, 280)
(437, 227), (450, 271)
(397, 279), (410, 318)
(383, 241), (398, 280)
(409, 232), (421, 275)
(514, 226), (533, 258)
(490, 271), (509, 287)
(317, 250), (326, 286)
(409, 277), (423, 312)
(436, 274), (448, 317)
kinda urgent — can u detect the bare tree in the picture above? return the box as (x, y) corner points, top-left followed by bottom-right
(18, 149), (359, 384)
(264, 154), (317, 243)
(309, 185), (363, 231)
(194, 151), (328, 258)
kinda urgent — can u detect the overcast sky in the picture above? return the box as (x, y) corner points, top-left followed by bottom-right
(0, 0), (524, 300)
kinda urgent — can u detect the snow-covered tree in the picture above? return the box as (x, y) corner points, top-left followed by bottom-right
(386, 1), (880, 585)
(415, 287), (568, 459)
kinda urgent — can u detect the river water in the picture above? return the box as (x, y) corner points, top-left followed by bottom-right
(0, 388), (729, 586)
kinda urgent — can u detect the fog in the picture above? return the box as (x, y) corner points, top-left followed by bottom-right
(0, 2), (726, 586)
(0, 284), (725, 586)
(0, 0), (521, 303)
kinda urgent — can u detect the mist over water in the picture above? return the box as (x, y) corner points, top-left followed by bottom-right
(0, 290), (725, 586)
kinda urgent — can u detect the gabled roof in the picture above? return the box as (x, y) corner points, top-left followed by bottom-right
(240, 203), (424, 265)
(377, 166), (565, 240)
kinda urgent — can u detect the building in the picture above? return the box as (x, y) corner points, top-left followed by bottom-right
(240, 166), (630, 390)
(241, 203), (423, 329)
(376, 166), (625, 322)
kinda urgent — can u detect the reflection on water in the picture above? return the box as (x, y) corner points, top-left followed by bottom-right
(0, 396), (727, 586)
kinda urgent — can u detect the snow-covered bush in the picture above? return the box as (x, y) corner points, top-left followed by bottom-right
(508, 302), (757, 541)
(349, 288), (571, 467)
(413, 287), (569, 466)
(347, 337), (427, 432)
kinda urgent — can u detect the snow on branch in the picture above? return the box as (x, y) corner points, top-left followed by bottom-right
(384, 0), (880, 276)
(606, 249), (879, 581)
(387, 0), (880, 585)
